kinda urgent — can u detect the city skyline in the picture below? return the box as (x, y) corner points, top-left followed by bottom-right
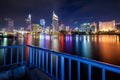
(0, 0), (120, 28)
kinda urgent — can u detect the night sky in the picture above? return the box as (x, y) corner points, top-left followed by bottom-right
(0, 0), (120, 29)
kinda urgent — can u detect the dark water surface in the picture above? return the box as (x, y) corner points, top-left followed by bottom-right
(0, 34), (120, 66)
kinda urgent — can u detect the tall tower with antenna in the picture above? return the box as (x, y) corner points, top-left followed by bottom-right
(25, 14), (32, 31)
(52, 11), (59, 31)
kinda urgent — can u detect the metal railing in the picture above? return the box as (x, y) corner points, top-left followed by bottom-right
(0, 45), (120, 80)
(0, 45), (25, 68)
(27, 45), (120, 80)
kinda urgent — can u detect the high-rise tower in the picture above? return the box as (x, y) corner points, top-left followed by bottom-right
(5, 18), (14, 32)
(52, 12), (59, 31)
(40, 19), (45, 30)
(26, 14), (32, 31)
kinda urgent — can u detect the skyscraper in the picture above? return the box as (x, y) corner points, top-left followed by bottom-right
(52, 12), (59, 31)
(59, 24), (65, 31)
(25, 14), (32, 31)
(40, 19), (45, 30)
(5, 18), (14, 32)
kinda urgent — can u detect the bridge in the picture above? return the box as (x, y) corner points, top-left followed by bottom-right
(0, 45), (120, 80)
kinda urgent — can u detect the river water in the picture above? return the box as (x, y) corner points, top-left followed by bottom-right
(0, 34), (120, 66)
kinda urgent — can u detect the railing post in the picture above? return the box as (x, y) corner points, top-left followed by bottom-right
(39, 50), (41, 69)
(78, 61), (80, 80)
(17, 47), (19, 64)
(36, 49), (38, 67)
(10, 48), (12, 65)
(29, 47), (33, 67)
(69, 59), (71, 80)
(61, 56), (64, 80)
(4, 48), (6, 66)
(21, 46), (24, 65)
(102, 68), (105, 80)
(33, 48), (35, 66)
(56, 55), (58, 79)
(88, 64), (91, 80)
(46, 52), (48, 73)
(50, 53), (53, 76)
(42, 51), (44, 71)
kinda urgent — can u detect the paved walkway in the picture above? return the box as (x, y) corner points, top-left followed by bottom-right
(27, 68), (53, 80)
(0, 65), (53, 80)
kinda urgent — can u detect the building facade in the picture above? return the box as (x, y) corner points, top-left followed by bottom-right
(90, 22), (97, 33)
(66, 26), (70, 31)
(52, 12), (59, 31)
(32, 24), (39, 32)
(40, 19), (45, 30)
(59, 24), (65, 31)
(26, 14), (32, 31)
(5, 18), (14, 32)
(99, 20), (116, 31)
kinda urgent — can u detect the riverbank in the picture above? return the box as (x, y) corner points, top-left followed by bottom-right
(0, 34), (17, 38)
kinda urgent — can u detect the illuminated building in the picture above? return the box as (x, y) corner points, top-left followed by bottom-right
(80, 23), (90, 32)
(116, 23), (120, 30)
(32, 24), (39, 32)
(40, 19), (45, 30)
(116, 23), (120, 33)
(5, 18), (14, 32)
(59, 24), (65, 31)
(90, 22), (97, 33)
(99, 20), (116, 31)
(80, 22), (97, 33)
(37, 25), (43, 32)
(66, 26), (70, 31)
(52, 12), (59, 31)
(45, 26), (50, 34)
(26, 14), (32, 31)
(75, 27), (79, 31)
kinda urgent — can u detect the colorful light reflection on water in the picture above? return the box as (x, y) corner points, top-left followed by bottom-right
(0, 34), (120, 66)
